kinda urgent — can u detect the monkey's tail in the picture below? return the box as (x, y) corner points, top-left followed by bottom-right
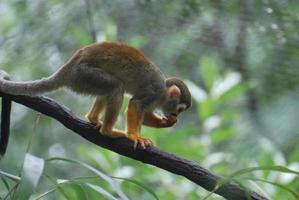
(0, 49), (81, 158)
(0, 49), (82, 96)
(0, 96), (11, 158)
(0, 72), (11, 157)
(0, 69), (66, 96)
(0, 71), (62, 158)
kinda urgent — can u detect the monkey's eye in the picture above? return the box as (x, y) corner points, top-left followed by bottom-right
(177, 104), (186, 113)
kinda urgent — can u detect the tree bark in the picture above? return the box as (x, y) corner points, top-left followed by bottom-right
(0, 92), (267, 200)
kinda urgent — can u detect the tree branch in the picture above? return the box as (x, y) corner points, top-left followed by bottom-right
(0, 92), (267, 200)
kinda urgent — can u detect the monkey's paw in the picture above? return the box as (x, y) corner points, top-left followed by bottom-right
(127, 134), (153, 149)
(85, 114), (102, 129)
(161, 115), (177, 127)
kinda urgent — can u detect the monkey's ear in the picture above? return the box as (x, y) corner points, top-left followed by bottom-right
(167, 85), (181, 100)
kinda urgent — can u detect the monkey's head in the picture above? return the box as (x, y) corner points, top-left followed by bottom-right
(162, 78), (192, 119)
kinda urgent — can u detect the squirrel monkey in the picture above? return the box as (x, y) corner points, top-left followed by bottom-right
(0, 41), (191, 152)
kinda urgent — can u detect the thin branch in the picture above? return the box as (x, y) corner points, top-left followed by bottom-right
(0, 92), (267, 200)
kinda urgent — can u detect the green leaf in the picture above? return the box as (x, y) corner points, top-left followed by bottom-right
(199, 56), (219, 91)
(65, 181), (88, 200)
(51, 179), (89, 200)
(245, 177), (298, 199)
(199, 98), (215, 120)
(72, 175), (159, 200)
(211, 72), (242, 99)
(213, 166), (299, 199)
(85, 183), (118, 200)
(218, 82), (249, 102)
(1, 177), (11, 194)
(111, 176), (159, 200)
(211, 129), (236, 144)
(230, 166), (299, 179)
(40, 176), (120, 200)
(233, 180), (253, 200)
(43, 175), (74, 200)
(32, 187), (57, 200)
(18, 153), (44, 200)
(22, 154), (45, 187)
(201, 183), (219, 200)
(3, 182), (20, 200)
(46, 157), (129, 200)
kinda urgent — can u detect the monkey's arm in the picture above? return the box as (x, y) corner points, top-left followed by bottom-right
(143, 112), (177, 128)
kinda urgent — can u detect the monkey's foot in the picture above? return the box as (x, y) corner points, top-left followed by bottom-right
(127, 134), (153, 149)
(94, 122), (103, 129)
(85, 114), (102, 128)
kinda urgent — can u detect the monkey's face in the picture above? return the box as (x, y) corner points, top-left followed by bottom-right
(164, 78), (192, 118)
(162, 100), (187, 119)
(162, 85), (188, 119)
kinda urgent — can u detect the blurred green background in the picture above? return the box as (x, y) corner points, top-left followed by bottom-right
(0, 0), (298, 199)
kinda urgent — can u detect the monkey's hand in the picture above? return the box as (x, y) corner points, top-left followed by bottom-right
(143, 112), (177, 128)
(162, 115), (178, 127)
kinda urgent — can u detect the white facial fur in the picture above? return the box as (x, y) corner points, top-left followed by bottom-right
(177, 103), (187, 112)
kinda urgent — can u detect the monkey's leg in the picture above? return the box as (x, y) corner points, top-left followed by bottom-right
(126, 100), (153, 149)
(143, 112), (177, 128)
(74, 64), (125, 133)
(100, 91), (126, 138)
(85, 97), (106, 128)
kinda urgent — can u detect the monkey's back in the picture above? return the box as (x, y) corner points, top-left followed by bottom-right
(78, 41), (166, 95)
